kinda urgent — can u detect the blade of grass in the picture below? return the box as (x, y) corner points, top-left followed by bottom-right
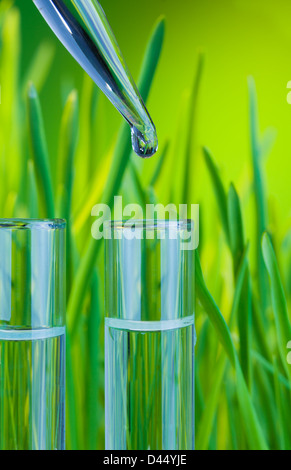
(228, 184), (244, 270)
(27, 83), (55, 218)
(195, 364), (204, 427)
(149, 140), (169, 188)
(225, 381), (239, 450)
(57, 89), (79, 300)
(196, 252), (268, 449)
(273, 358), (290, 449)
(248, 77), (269, 314)
(195, 252), (235, 365)
(196, 319), (214, 392)
(74, 74), (95, 196)
(22, 42), (55, 96)
(196, 244), (249, 450)
(234, 356), (268, 449)
(229, 243), (250, 326)
(228, 183), (252, 388)
(137, 16), (165, 100)
(27, 160), (39, 218)
(0, 7), (21, 203)
(72, 144), (113, 235)
(57, 90), (79, 220)
(54, 90), (80, 448)
(65, 329), (79, 450)
(253, 362), (278, 448)
(86, 271), (102, 449)
(67, 17), (165, 337)
(182, 53), (204, 206)
(0, 1), (12, 19)
(196, 353), (226, 450)
(260, 128), (277, 161)
(129, 160), (147, 208)
(203, 147), (230, 245)
(252, 350), (291, 390)
(252, 296), (273, 362)
(262, 232), (291, 376)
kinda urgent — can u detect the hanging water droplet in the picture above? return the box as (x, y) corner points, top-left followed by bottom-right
(131, 126), (158, 158)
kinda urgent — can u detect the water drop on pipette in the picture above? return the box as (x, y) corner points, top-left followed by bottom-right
(131, 126), (158, 158)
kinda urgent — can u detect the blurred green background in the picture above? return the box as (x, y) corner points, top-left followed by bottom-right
(1, 0), (291, 450)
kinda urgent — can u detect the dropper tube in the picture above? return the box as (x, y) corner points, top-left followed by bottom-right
(33, 0), (158, 157)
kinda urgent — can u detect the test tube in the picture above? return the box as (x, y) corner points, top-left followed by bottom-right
(105, 220), (195, 450)
(0, 219), (66, 450)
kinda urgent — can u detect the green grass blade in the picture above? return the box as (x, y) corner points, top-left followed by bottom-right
(248, 77), (269, 313)
(252, 296), (273, 362)
(57, 89), (79, 219)
(27, 83), (55, 218)
(253, 363), (278, 448)
(57, 90), (79, 298)
(203, 147), (230, 244)
(74, 74), (95, 196)
(262, 232), (291, 374)
(22, 42), (55, 96)
(252, 351), (291, 390)
(0, 7), (21, 202)
(196, 252), (235, 366)
(67, 17), (165, 337)
(273, 359), (290, 449)
(196, 353), (226, 450)
(225, 382), (239, 450)
(195, 365), (204, 426)
(235, 356), (268, 449)
(229, 243), (250, 327)
(137, 16), (165, 100)
(196, 252), (268, 449)
(66, 329), (79, 450)
(260, 128), (277, 161)
(196, 245), (249, 450)
(72, 146), (113, 234)
(228, 183), (252, 387)
(86, 271), (102, 449)
(0, 1), (12, 20)
(129, 160), (147, 208)
(228, 183), (244, 270)
(182, 53), (204, 205)
(27, 160), (39, 218)
(149, 140), (169, 188)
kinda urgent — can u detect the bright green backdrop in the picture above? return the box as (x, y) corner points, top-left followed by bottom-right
(1, 0), (291, 451)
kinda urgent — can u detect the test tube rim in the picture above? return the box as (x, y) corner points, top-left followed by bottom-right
(0, 219), (66, 231)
